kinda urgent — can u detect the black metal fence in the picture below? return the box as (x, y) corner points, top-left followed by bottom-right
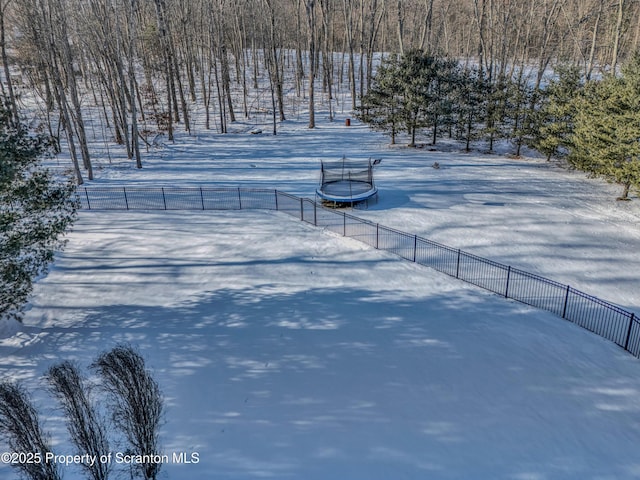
(78, 186), (640, 358)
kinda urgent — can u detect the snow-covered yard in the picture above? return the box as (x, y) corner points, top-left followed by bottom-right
(89, 116), (640, 311)
(2, 113), (640, 479)
(3, 209), (640, 479)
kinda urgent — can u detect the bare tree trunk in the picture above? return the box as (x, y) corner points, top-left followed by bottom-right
(611, 0), (625, 72)
(128, 0), (141, 167)
(586, 0), (603, 80)
(50, 52), (83, 185)
(305, 0), (316, 128)
(342, 0), (357, 109)
(358, 0), (365, 100)
(153, 0), (175, 140)
(219, 44), (235, 123)
(294, 0), (305, 97)
(213, 59), (226, 133)
(366, 0), (384, 92)
(263, 0), (286, 122)
(534, 0), (566, 90)
(112, 18), (132, 159)
(419, 0), (435, 51)
(0, 0), (19, 125)
(53, 1), (93, 179)
(169, 32), (190, 132)
(396, 0), (404, 54)
(473, 0), (489, 76)
(320, 0), (334, 121)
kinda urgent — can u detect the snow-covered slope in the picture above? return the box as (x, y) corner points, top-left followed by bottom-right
(2, 210), (640, 479)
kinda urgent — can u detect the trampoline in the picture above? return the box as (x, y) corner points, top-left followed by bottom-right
(316, 157), (379, 206)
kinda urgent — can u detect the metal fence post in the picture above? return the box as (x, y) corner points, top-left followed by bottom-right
(161, 187), (167, 210)
(237, 187), (242, 209)
(123, 187), (129, 210)
(505, 266), (511, 298)
(274, 190), (279, 211)
(343, 212), (346, 236)
(200, 187), (205, 210)
(624, 313), (636, 351)
(84, 188), (91, 210)
(299, 197), (304, 221)
(455, 249), (461, 278)
(313, 202), (317, 226)
(376, 224), (379, 249)
(562, 285), (571, 319)
(413, 235), (417, 262)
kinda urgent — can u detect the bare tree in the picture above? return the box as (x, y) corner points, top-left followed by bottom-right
(0, 0), (18, 125)
(126, 0), (142, 167)
(46, 361), (110, 480)
(0, 382), (62, 480)
(50, 0), (93, 179)
(610, 0), (626, 72)
(305, 0), (317, 128)
(4, 0), (640, 169)
(396, 0), (405, 54)
(342, 0), (358, 109)
(92, 345), (163, 480)
(586, 0), (605, 80)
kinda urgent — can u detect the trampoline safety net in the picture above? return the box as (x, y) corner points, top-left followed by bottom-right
(316, 157), (378, 205)
(320, 158), (374, 185)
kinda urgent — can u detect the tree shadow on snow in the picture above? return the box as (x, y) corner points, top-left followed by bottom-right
(4, 285), (640, 480)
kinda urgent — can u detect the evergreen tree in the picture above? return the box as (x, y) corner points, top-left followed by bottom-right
(423, 56), (460, 145)
(509, 73), (536, 157)
(356, 56), (404, 144)
(532, 66), (582, 161)
(0, 103), (78, 322)
(455, 65), (489, 151)
(358, 51), (463, 147)
(569, 55), (640, 200)
(483, 75), (511, 152)
(397, 50), (437, 147)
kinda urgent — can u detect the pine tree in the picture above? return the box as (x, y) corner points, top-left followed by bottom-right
(399, 50), (438, 147)
(358, 51), (463, 148)
(532, 66), (582, 161)
(569, 55), (640, 200)
(483, 75), (511, 152)
(455, 66), (489, 151)
(356, 56), (404, 145)
(423, 56), (460, 145)
(509, 73), (536, 157)
(0, 103), (78, 322)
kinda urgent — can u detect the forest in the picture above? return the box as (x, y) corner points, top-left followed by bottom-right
(1, 0), (639, 192)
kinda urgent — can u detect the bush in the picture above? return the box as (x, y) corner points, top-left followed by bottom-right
(46, 361), (111, 480)
(92, 345), (164, 480)
(0, 346), (163, 480)
(0, 382), (62, 480)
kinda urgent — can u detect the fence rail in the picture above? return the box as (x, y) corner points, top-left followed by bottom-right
(78, 186), (640, 358)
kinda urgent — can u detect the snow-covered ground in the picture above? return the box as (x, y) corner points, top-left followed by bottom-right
(87, 114), (640, 312)
(2, 104), (640, 479)
(3, 210), (640, 479)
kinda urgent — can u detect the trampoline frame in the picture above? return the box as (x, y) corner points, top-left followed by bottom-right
(316, 157), (378, 206)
